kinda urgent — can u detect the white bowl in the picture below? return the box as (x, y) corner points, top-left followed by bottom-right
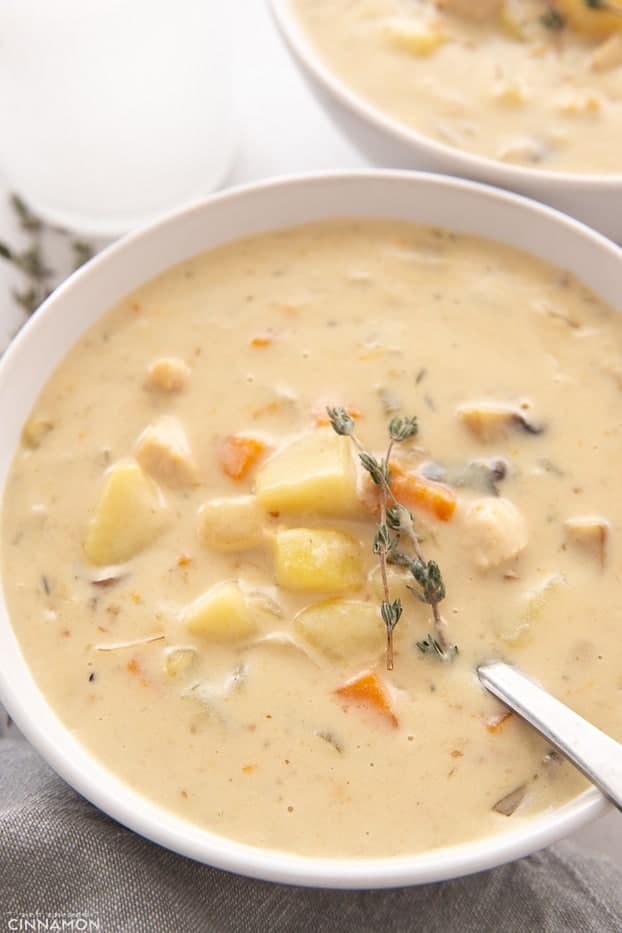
(269, 0), (622, 243)
(0, 172), (620, 888)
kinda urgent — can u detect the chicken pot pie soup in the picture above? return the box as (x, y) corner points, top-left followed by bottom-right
(3, 219), (622, 859)
(292, 0), (622, 173)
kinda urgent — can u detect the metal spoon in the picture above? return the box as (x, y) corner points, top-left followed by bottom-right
(478, 660), (622, 811)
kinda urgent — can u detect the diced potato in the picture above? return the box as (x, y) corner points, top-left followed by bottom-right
(437, 0), (503, 21)
(294, 599), (384, 663)
(564, 515), (609, 567)
(524, 573), (565, 626)
(255, 428), (360, 517)
(592, 33), (622, 70)
(84, 461), (167, 565)
(135, 416), (199, 488)
(183, 582), (256, 641)
(198, 495), (266, 552)
(462, 497), (528, 570)
(367, 564), (415, 607)
(494, 80), (526, 107)
(21, 417), (54, 450)
(144, 357), (190, 393)
(274, 528), (364, 592)
(165, 647), (197, 678)
(554, 0), (622, 36)
(499, 5), (527, 41)
(383, 18), (447, 56)
(499, 573), (565, 643)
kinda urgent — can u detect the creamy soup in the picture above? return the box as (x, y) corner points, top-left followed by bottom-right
(293, 0), (622, 173)
(2, 219), (622, 860)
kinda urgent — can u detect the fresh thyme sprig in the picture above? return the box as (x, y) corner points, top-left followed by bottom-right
(327, 406), (456, 669)
(0, 193), (95, 317)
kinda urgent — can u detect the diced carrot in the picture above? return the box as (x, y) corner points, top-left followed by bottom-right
(127, 658), (139, 674)
(220, 435), (267, 480)
(390, 464), (457, 522)
(486, 710), (514, 733)
(311, 397), (362, 426)
(250, 334), (273, 348)
(335, 671), (398, 727)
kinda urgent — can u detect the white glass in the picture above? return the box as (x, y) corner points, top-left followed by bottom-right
(0, 1), (236, 236)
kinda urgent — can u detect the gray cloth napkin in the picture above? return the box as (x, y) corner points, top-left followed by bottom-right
(1, 715), (621, 933)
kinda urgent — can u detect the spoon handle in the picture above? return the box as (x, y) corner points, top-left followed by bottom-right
(478, 660), (622, 812)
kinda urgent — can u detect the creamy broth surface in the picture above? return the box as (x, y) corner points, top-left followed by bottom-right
(3, 219), (622, 858)
(293, 0), (622, 173)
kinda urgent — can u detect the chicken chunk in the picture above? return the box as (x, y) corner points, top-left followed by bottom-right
(144, 357), (190, 393)
(135, 416), (199, 488)
(462, 497), (528, 569)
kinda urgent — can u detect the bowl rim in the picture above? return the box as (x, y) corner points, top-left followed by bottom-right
(269, 0), (622, 189)
(0, 169), (619, 889)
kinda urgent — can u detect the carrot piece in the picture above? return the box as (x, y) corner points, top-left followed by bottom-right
(335, 671), (398, 727)
(486, 710), (514, 733)
(250, 334), (273, 348)
(220, 435), (267, 480)
(390, 465), (457, 522)
(311, 397), (362, 426)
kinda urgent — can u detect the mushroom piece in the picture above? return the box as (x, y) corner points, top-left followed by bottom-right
(564, 516), (609, 568)
(457, 401), (543, 442)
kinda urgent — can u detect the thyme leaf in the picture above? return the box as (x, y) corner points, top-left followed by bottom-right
(416, 633), (458, 662)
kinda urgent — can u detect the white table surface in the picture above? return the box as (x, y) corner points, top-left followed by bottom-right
(0, 0), (618, 867)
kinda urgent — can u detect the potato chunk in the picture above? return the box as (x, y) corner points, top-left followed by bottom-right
(462, 497), (528, 570)
(554, 0), (622, 36)
(592, 34), (622, 71)
(564, 516), (609, 567)
(274, 528), (363, 592)
(294, 599), (383, 663)
(383, 18), (447, 56)
(198, 495), (265, 552)
(255, 428), (360, 516)
(436, 0), (503, 21)
(144, 357), (190, 393)
(135, 416), (199, 488)
(84, 461), (166, 565)
(165, 647), (197, 678)
(183, 582), (256, 641)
